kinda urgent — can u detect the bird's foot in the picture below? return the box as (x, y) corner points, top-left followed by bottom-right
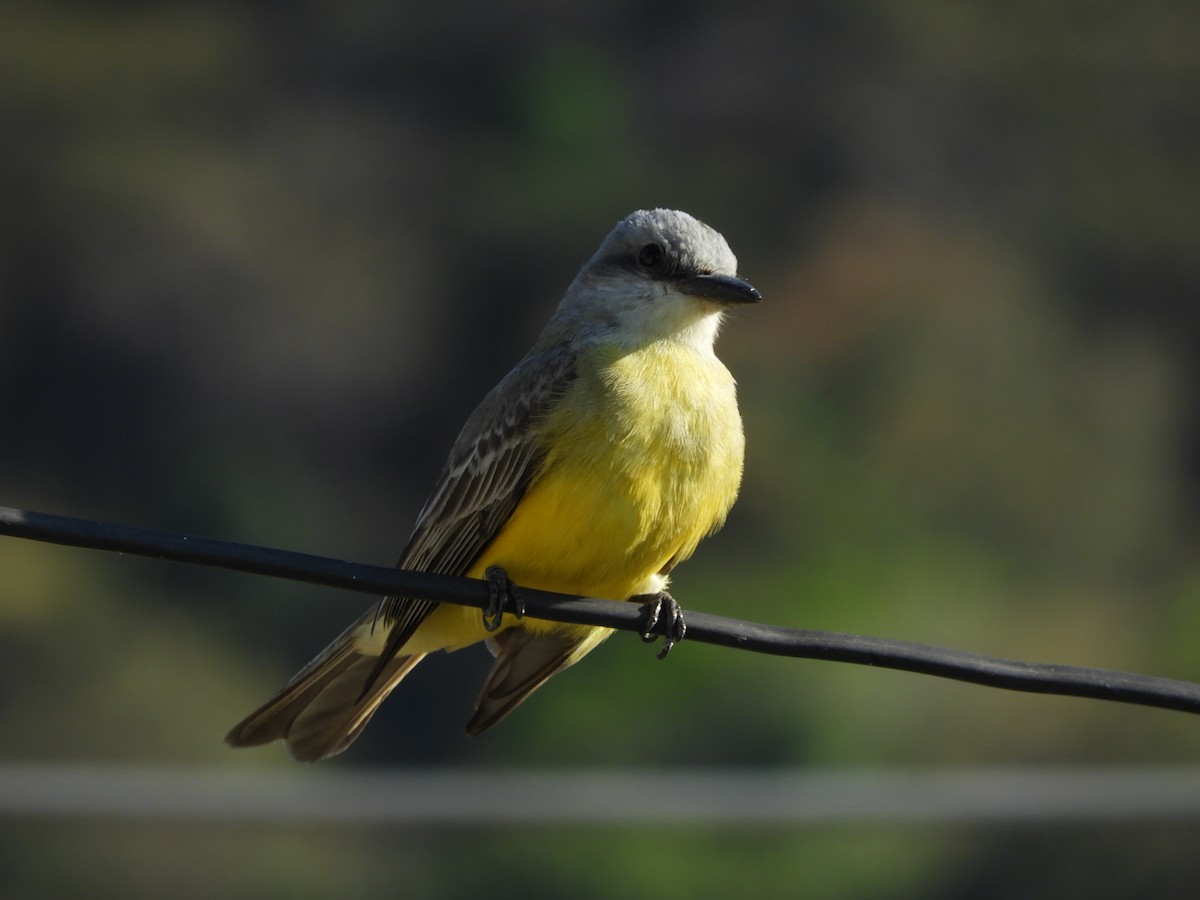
(483, 565), (524, 632)
(638, 590), (687, 659)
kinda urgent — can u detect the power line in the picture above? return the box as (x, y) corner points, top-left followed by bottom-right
(2, 505), (1199, 717)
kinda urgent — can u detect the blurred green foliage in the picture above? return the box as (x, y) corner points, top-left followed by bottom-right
(2, 1), (1199, 897)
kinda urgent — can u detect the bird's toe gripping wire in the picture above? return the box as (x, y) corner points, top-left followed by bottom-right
(639, 590), (687, 659)
(483, 565), (524, 632)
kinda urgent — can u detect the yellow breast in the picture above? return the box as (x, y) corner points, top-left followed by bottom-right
(408, 338), (744, 655)
(473, 339), (744, 599)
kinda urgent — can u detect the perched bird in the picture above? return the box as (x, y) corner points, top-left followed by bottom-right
(226, 209), (759, 760)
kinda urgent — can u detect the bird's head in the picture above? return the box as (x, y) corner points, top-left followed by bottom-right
(551, 209), (760, 350)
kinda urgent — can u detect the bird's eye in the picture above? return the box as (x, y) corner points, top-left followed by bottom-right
(638, 243), (665, 269)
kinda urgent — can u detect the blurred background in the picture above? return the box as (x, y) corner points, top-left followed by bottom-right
(2, 1), (1199, 897)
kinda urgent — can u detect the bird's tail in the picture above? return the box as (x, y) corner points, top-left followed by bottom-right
(226, 617), (425, 761)
(465, 625), (611, 736)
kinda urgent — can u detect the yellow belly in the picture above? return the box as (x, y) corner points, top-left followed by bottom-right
(405, 339), (744, 654)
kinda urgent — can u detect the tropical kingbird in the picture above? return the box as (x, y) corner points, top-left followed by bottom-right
(226, 208), (759, 760)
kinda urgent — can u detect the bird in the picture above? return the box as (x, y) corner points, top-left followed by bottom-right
(225, 208), (759, 760)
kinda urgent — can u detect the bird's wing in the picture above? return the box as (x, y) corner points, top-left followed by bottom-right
(369, 345), (577, 659)
(225, 344), (578, 758)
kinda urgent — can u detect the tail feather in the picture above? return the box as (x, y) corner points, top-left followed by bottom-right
(286, 653), (425, 760)
(226, 622), (426, 761)
(465, 626), (610, 736)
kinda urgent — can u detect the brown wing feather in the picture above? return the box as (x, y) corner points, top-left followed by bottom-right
(370, 346), (576, 656)
(401, 345), (575, 575)
(227, 345), (576, 759)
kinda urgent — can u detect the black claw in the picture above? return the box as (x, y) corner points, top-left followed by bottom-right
(483, 565), (521, 631)
(639, 591), (687, 659)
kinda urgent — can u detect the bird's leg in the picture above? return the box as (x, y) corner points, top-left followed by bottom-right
(638, 590), (687, 659)
(483, 565), (524, 632)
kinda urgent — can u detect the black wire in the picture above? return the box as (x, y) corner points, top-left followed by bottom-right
(2, 504), (1198, 715)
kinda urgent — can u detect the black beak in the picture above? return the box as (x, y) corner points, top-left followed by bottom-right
(679, 273), (762, 306)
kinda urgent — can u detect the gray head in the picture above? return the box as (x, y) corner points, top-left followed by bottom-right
(542, 209), (760, 350)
